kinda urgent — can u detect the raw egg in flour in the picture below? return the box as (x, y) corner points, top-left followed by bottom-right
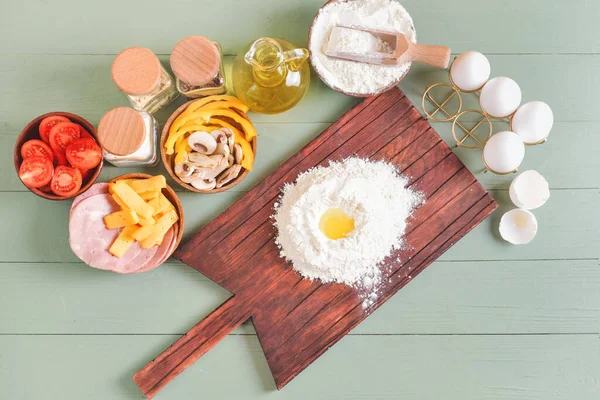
(480, 77), (522, 118)
(319, 208), (355, 240)
(483, 131), (525, 174)
(450, 51), (491, 91)
(511, 101), (553, 144)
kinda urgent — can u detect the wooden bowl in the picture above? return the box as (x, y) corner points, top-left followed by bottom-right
(14, 112), (104, 200)
(160, 100), (258, 193)
(308, 0), (416, 98)
(108, 173), (185, 254)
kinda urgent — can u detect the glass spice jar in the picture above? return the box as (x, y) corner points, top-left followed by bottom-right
(111, 47), (179, 114)
(170, 36), (226, 98)
(96, 107), (159, 167)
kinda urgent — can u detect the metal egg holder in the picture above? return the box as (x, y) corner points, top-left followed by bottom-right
(421, 58), (547, 175)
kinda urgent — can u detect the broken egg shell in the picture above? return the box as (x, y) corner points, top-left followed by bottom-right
(483, 131), (525, 174)
(509, 170), (550, 210)
(511, 101), (553, 144)
(450, 51), (491, 91)
(499, 208), (538, 245)
(480, 77), (522, 118)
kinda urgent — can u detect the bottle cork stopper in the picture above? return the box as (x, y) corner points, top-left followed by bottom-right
(97, 107), (146, 156)
(170, 36), (220, 86)
(112, 47), (162, 96)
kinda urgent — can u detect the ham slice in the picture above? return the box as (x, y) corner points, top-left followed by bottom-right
(70, 183), (109, 212)
(115, 243), (158, 274)
(133, 225), (177, 273)
(69, 194), (141, 271)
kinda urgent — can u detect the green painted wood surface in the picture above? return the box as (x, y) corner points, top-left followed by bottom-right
(1, 0), (599, 399)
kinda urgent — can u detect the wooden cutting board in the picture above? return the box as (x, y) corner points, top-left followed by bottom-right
(133, 87), (497, 398)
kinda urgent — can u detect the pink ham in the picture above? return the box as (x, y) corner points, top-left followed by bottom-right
(115, 243), (158, 274)
(133, 225), (177, 273)
(69, 194), (141, 271)
(70, 183), (109, 212)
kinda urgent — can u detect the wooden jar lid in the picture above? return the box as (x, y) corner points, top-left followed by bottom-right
(97, 107), (146, 156)
(112, 47), (162, 95)
(170, 36), (220, 86)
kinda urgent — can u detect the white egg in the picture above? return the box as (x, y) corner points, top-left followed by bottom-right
(509, 170), (550, 210)
(499, 209), (538, 245)
(450, 51), (491, 91)
(480, 77), (522, 118)
(483, 131), (525, 174)
(511, 101), (553, 144)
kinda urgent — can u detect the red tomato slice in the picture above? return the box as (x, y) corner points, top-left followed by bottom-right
(50, 166), (82, 197)
(52, 148), (69, 166)
(79, 168), (95, 184)
(39, 115), (69, 144)
(18, 156), (54, 188)
(49, 122), (80, 154)
(79, 125), (94, 140)
(66, 138), (102, 170)
(20, 139), (54, 162)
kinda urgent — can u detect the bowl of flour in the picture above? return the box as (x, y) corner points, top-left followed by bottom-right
(308, 0), (416, 97)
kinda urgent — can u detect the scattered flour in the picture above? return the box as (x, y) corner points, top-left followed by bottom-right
(273, 158), (424, 305)
(310, 0), (416, 95)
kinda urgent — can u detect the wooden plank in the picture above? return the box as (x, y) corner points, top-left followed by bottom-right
(2, 0), (599, 54)
(1, 55), (600, 129)
(0, 189), (595, 263)
(2, 121), (598, 192)
(0, 335), (598, 400)
(1, 260), (598, 335)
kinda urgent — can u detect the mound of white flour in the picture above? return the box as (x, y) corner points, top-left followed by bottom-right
(273, 158), (423, 290)
(310, 0), (416, 95)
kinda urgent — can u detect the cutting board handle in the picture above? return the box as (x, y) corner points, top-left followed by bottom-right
(133, 296), (250, 399)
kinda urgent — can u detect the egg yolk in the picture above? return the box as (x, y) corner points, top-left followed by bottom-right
(319, 208), (355, 240)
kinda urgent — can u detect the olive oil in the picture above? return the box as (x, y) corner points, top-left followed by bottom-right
(232, 38), (310, 114)
(319, 208), (355, 240)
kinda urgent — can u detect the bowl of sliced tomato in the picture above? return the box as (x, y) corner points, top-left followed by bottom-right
(14, 112), (104, 200)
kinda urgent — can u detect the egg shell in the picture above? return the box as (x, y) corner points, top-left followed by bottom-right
(480, 77), (522, 118)
(509, 170), (550, 210)
(450, 51), (491, 91)
(483, 131), (525, 174)
(511, 101), (553, 144)
(499, 208), (538, 245)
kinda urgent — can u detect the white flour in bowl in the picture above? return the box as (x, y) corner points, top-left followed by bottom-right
(273, 158), (423, 303)
(310, 0), (416, 95)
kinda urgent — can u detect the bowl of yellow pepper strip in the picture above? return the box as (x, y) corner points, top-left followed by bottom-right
(161, 95), (257, 193)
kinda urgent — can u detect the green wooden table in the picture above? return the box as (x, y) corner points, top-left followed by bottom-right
(1, 1), (599, 399)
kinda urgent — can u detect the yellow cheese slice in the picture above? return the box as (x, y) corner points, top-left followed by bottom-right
(110, 182), (154, 219)
(111, 193), (128, 209)
(132, 225), (155, 242)
(103, 209), (140, 230)
(158, 193), (175, 211)
(130, 175), (167, 194)
(139, 191), (159, 201)
(140, 210), (179, 249)
(138, 215), (156, 226)
(109, 225), (138, 258)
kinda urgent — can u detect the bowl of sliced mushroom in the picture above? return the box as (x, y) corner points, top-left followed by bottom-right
(161, 96), (257, 193)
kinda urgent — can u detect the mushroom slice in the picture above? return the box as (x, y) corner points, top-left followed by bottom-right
(215, 142), (230, 157)
(216, 164), (242, 189)
(188, 131), (217, 154)
(191, 178), (216, 191)
(197, 157), (230, 180)
(233, 143), (243, 164)
(174, 161), (194, 178)
(180, 170), (203, 184)
(222, 128), (235, 153)
(210, 129), (227, 144)
(227, 154), (235, 167)
(188, 152), (218, 168)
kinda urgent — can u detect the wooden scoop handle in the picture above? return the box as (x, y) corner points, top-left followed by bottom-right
(133, 296), (251, 399)
(407, 44), (451, 69)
